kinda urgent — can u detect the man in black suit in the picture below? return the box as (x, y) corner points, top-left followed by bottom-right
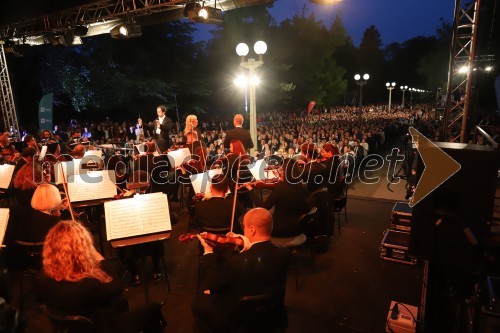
(192, 208), (290, 333)
(223, 114), (253, 152)
(138, 105), (173, 152)
(194, 174), (244, 234)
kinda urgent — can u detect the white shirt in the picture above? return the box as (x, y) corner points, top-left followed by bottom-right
(156, 116), (165, 134)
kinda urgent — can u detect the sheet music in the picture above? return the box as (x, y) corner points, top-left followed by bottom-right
(0, 208), (9, 246)
(67, 170), (117, 202)
(167, 148), (191, 168)
(104, 192), (171, 241)
(248, 159), (279, 181)
(55, 159), (82, 184)
(190, 169), (223, 194)
(0, 164), (15, 189)
(84, 150), (103, 159)
(38, 145), (48, 161)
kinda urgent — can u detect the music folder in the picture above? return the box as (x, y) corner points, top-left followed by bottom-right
(0, 208), (9, 247)
(104, 192), (171, 247)
(189, 169), (223, 195)
(248, 159), (279, 181)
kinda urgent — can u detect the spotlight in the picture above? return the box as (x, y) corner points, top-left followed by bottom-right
(110, 23), (142, 39)
(458, 65), (469, 74)
(185, 5), (223, 24)
(485, 66), (493, 72)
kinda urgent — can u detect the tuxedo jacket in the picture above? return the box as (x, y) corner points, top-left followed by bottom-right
(223, 127), (254, 151)
(149, 116), (173, 151)
(195, 197), (244, 234)
(201, 240), (290, 300)
(248, 182), (309, 237)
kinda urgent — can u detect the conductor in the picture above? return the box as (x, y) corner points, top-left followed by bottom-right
(138, 105), (173, 152)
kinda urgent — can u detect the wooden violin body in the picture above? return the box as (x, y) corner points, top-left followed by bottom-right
(179, 232), (246, 252)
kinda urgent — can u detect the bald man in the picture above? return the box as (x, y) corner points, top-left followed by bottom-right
(192, 208), (290, 333)
(223, 114), (254, 152)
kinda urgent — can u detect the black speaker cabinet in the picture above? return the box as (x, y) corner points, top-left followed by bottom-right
(410, 143), (499, 272)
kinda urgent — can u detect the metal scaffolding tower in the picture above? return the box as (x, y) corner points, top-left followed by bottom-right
(442, 0), (480, 143)
(0, 42), (20, 138)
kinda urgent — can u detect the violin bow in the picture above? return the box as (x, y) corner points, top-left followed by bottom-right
(229, 153), (242, 234)
(58, 163), (76, 222)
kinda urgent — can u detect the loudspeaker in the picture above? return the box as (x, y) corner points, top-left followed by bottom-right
(410, 142), (499, 272)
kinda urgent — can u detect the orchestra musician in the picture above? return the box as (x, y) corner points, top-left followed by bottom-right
(300, 142), (326, 193)
(318, 143), (344, 199)
(138, 105), (173, 152)
(133, 141), (174, 197)
(243, 158), (309, 237)
(183, 115), (202, 144)
(192, 208), (290, 333)
(37, 221), (167, 333)
(194, 174), (244, 234)
(223, 114), (254, 152)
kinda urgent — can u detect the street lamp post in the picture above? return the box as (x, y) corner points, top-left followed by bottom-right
(354, 74), (369, 107)
(236, 41), (267, 154)
(400, 85), (408, 107)
(386, 82), (396, 112)
(409, 88), (414, 108)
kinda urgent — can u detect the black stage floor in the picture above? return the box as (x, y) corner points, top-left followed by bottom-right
(17, 195), (423, 333)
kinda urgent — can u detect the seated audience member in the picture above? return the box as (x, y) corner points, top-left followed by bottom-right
(194, 174), (244, 234)
(37, 221), (166, 333)
(192, 208), (290, 333)
(244, 158), (309, 237)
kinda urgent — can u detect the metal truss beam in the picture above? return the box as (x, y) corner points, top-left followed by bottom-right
(442, 0), (480, 143)
(0, 43), (20, 138)
(0, 0), (270, 42)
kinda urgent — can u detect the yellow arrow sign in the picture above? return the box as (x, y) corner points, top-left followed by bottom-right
(408, 127), (461, 207)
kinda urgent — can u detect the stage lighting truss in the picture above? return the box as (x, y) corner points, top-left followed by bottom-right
(110, 23), (142, 39)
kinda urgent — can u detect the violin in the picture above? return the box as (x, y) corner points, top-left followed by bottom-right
(179, 232), (247, 252)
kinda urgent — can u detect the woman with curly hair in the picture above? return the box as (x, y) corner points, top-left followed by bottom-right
(37, 221), (166, 333)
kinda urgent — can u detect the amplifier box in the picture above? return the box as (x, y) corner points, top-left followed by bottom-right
(386, 301), (418, 333)
(380, 230), (417, 265)
(486, 276), (500, 314)
(391, 202), (412, 232)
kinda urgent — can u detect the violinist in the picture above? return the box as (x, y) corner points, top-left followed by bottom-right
(13, 146), (36, 179)
(318, 143), (344, 199)
(192, 208), (290, 333)
(12, 184), (67, 246)
(133, 141), (173, 197)
(300, 142), (326, 193)
(194, 174), (244, 234)
(244, 158), (309, 238)
(183, 115), (202, 144)
(213, 140), (252, 194)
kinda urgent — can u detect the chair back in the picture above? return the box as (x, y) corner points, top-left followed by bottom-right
(232, 286), (288, 331)
(308, 188), (332, 237)
(42, 304), (96, 333)
(13, 240), (44, 270)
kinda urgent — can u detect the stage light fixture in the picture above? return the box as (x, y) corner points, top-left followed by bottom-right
(184, 3), (223, 24)
(110, 23), (142, 39)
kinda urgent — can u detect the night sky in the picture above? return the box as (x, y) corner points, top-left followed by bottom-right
(195, 0), (456, 46)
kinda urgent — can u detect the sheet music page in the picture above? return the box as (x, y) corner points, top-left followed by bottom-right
(248, 159), (278, 181)
(190, 169), (223, 194)
(105, 192), (171, 241)
(55, 159), (82, 184)
(167, 148), (191, 168)
(0, 164), (15, 189)
(0, 208), (9, 246)
(67, 170), (117, 202)
(84, 150), (103, 159)
(38, 145), (48, 162)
